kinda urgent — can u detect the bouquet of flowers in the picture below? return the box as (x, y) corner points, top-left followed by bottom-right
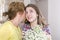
(23, 25), (48, 40)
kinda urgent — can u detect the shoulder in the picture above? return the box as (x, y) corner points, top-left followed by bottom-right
(1, 21), (12, 27)
(0, 21), (15, 32)
(42, 25), (51, 34)
(0, 21), (13, 40)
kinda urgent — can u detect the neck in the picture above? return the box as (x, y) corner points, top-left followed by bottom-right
(30, 19), (38, 27)
(11, 18), (20, 27)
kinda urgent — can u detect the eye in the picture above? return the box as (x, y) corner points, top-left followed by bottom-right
(30, 10), (33, 13)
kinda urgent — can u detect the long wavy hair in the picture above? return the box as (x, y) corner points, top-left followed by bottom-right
(25, 4), (48, 27)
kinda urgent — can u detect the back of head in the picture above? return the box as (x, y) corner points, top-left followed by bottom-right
(3, 2), (25, 20)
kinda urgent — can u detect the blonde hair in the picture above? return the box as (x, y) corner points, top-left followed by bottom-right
(39, 10), (48, 27)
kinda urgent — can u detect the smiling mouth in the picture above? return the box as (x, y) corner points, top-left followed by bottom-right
(28, 17), (32, 20)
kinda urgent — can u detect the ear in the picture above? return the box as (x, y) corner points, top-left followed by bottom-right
(16, 12), (21, 17)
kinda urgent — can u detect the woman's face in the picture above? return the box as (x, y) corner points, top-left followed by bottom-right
(26, 7), (38, 23)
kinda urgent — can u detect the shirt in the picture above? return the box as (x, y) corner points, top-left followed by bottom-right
(0, 21), (22, 40)
(21, 24), (51, 34)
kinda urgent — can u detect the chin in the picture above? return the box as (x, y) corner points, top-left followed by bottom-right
(28, 19), (34, 23)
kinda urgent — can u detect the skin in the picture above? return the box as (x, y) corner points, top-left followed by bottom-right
(11, 11), (25, 27)
(26, 7), (38, 27)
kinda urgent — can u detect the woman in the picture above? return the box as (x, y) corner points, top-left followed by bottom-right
(0, 2), (25, 40)
(22, 4), (52, 40)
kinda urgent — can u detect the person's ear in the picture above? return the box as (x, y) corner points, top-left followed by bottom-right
(16, 12), (21, 17)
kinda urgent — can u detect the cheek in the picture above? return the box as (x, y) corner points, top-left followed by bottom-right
(32, 16), (36, 21)
(26, 14), (28, 20)
(23, 13), (25, 17)
(20, 13), (25, 20)
(23, 13), (26, 19)
(32, 13), (37, 18)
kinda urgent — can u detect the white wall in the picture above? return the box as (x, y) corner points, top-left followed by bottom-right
(36, 0), (48, 21)
(0, 0), (5, 22)
(48, 0), (60, 40)
(30, 0), (36, 4)
(24, 0), (31, 6)
(24, 0), (36, 6)
(5, 0), (24, 11)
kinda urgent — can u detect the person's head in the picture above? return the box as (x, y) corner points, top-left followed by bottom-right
(3, 2), (25, 22)
(25, 4), (40, 24)
(25, 4), (48, 26)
